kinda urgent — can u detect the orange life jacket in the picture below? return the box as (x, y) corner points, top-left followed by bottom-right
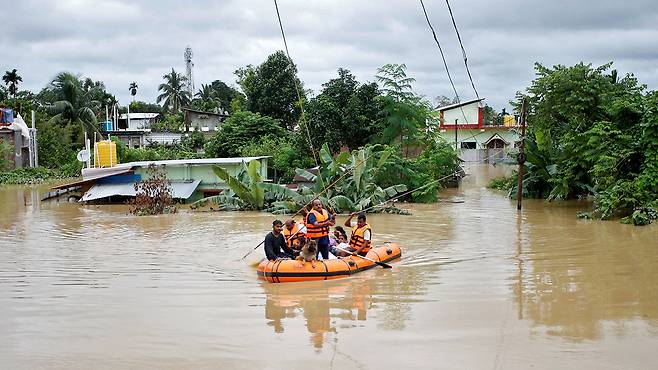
(283, 223), (305, 248)
(305, 209), (330, 238)
(349, 223), (371, 255)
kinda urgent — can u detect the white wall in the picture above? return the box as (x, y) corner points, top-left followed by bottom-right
(128, 118), (151, 130)
(443, 101), (480, 125)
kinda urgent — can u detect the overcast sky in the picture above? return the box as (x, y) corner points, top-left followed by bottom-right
(3, 0), (657, 111)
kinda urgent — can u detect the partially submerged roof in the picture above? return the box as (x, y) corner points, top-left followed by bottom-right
(81, 156), (271, 180)
(80, 180), (201, 202)
(122, 156), (270, 168)
(51, 168), (133, 190)
(436, 98), (485, 111)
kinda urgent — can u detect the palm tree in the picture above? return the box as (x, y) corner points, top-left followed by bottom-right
(45, 72), (100, 138)
(195, 84), (215, 101)
(2, 69), (23, 99)
(157, 69), (191, 113)
(129, 81), (138, 101)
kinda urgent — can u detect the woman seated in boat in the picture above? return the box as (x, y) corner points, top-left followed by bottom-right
(335, 213), (371, 257)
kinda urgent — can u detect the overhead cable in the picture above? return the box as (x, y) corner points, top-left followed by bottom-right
(444, 0), (480, 99)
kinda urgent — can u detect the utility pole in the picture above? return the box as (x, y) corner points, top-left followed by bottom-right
(454, 119), (458, 151)
(516, 98), (528, 210)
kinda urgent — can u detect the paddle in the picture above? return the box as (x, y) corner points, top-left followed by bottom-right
(240, 154), (373, 261)
(333, 245), (392, 269)
(240, 240), (265, 260)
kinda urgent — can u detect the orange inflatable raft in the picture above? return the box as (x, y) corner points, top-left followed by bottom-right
(257, 243), (401, 283)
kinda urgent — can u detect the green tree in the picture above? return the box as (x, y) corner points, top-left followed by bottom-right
(129, 81), (138, 101)
(157, 69), (191, 113)
(240, 134), (314, 183)
(495, 62), (657, 224)
(375, 64), (432, 151)
(128, 101), (164, 114)
(42, 72), (101, 141)
(192, 80), (244, 114)
(2, 69), (22, 99)
(482, 105), (498, 125)
(306, 68), (382, 152)
(36, 121), (77, 169)
(235, 51), (304, 130)
(204, 111), (285, 157)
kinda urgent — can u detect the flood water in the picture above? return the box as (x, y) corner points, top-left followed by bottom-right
(1, 164), (657, 369)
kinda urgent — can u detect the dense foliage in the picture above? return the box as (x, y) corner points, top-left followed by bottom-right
(2, 54), (460, 210)
(491, 62), (658, 225)
(305, 69), (382, 152)
(235, 51), (304, 130)
(204, 111), (286, 158)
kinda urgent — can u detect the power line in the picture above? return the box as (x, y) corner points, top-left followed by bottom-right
(272, 0), (320, 168)
(444, 0), (480, 99)
(419, 0), (470, 127)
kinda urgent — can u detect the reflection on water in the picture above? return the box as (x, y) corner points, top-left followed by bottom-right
(513, 208), (658, 341)
(1, 166), (658, 369)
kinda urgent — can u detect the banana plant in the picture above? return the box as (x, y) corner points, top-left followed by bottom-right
(191, 159), (265, 210)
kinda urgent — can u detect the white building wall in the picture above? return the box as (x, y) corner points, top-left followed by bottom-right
(443, 101), (480, 125)
(128, 118), (151, 130)
(145, 132), (183, 145)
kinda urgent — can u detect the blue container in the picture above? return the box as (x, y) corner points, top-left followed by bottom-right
(102, 120), (113, 131)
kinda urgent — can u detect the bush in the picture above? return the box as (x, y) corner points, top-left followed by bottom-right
(205, 111), (285, 157)
(129, 164), (177, 215)
(240, 134), (314, 183)
(0, 138), (12, 171)
(376, 141), (460, 203)
(36, 121), (77, 169)
(0, 167), (62, 185)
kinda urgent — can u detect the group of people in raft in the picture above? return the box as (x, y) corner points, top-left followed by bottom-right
(264, 199), (372, 265)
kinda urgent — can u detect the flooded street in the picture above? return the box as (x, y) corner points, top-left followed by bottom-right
(1, 164), (657, 369)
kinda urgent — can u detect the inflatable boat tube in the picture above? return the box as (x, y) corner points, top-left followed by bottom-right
(257, 243), (401, 283)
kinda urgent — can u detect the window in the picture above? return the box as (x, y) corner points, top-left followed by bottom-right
(461, 142), (476, 149)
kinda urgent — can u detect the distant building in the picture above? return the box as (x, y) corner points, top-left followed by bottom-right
(117, 113), (161, 131)
(434, 98), (520, 163)
(102, 112), (182, 148)
(183, 108), (228, 134)
(0, 112), (37, 169)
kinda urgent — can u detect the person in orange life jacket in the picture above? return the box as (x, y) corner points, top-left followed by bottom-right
(338, 212), (371, 256)
(264, 220), (294, 261)
(283, 218), (306, 256)
(304, 199), (336, 259)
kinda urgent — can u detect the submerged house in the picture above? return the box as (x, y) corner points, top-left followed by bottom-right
(434, 98), (520, 162)
(48, 156), (270, 204)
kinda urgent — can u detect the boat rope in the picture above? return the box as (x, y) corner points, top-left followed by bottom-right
(359, 146), (513, 214)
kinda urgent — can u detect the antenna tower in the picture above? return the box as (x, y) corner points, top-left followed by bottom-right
(184, 45), (194, 96)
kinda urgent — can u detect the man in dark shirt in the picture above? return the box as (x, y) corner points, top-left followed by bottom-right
(264, 220), (294, 261)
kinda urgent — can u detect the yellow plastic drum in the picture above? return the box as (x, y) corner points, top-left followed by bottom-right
(94, 140), (118, 168)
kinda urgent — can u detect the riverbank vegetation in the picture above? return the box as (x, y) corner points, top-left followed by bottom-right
(490, 62), (658, 225)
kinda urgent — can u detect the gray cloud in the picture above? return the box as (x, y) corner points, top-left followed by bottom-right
(2, 0), (657, 111)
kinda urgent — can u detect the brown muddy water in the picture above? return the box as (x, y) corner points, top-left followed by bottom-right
(1, 164), (657, 369)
